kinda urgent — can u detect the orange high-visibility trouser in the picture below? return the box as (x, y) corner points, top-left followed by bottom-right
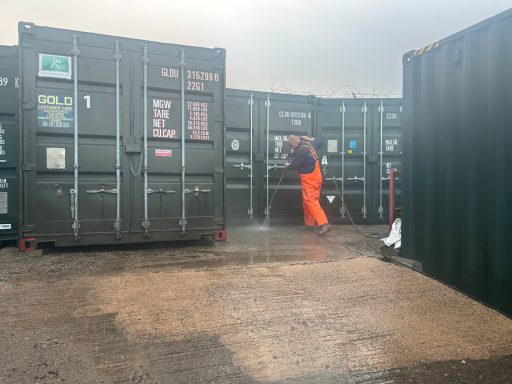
(299, 161), (328, 226)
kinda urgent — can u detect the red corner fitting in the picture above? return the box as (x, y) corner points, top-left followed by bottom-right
(213, 229), (228, 241)
(19, 237), (37, 252)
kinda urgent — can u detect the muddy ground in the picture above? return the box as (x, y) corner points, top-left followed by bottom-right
(0, 225), (511, 383)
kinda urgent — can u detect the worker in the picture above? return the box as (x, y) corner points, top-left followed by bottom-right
(286, 135), (331, 236)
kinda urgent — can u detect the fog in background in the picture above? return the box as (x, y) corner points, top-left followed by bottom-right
(1, 0), (511, 97)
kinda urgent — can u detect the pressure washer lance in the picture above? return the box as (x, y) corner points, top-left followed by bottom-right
(261, 166), (287, 228)
(261, 151), (292, 228)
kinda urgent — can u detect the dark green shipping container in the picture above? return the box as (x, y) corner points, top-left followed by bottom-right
(0, 45), (20, 244)
(402, 9), (512, 316)
(225, 89), (402, 224)
(19, 22), (226, 246)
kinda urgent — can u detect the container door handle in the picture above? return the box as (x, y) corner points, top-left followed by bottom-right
(185, 186), (211, 197)
(326, 177), (343, 182)
(86, 186), (118, 194)
(147, 188), (175, 194)
(233, 163), (252, 170)
(267, 163), (286, 171)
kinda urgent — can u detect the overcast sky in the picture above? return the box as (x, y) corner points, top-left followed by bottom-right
(1, 0), (511, 97)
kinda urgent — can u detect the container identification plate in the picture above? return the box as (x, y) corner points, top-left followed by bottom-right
(46, 147), (66, 169)
(38, 54), (72, 79)
(37, 95), (74, 129)
(328, 140), (338, 153)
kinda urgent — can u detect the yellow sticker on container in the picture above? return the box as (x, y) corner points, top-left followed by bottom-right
(348, 149), (353, 154)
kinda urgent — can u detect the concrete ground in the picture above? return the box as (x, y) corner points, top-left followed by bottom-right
(0, 224), (511, 383)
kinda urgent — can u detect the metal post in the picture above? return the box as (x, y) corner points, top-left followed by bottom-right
(265, 95), (270, 215)
(71, 35), (80, 239)
(340, 102), (346, 219)
(248, 93), (254, 219)
(142, 45), (150, 235)
(113, 41), (122, 238)
(362, 101), (367, 218)
(179, 50), (187, 233)
(378, 100), (384, 218)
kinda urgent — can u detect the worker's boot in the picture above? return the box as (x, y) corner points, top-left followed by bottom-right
(317, 224), (331, 236)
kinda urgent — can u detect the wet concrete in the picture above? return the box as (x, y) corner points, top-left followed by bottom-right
(0, 224), (511, 383)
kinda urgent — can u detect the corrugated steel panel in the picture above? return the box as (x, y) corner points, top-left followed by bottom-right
(402, 9), (512, 316)
(18, 22), (226, 246)
(0, 45), (20, 243)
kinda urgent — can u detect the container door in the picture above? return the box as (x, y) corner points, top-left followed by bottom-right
(21, 40), (120, 240)
(225, 91), (259, 219)
(261, 96), (314, 219)
(137, 48), (225, 235)
(342, 104), (367, 220)
(377, 103), (402, 219)
(315, 103), (345, 222)
(0, 47), (19, 242)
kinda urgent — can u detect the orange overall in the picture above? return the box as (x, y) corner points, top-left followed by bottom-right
(300, 161), (328, 227)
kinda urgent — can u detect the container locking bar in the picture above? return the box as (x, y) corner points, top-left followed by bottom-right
(142, 45), (150, 234)
(113, 41), (122, 238)
(340, 102), (346, 218)
(265, 95), (270, 215)
(71, 35), (80, 239)
(362, 102), (367, 218)
(179, 50), (187, 233)
(248, 93), (254, 219)
(378, 100), (384, 218)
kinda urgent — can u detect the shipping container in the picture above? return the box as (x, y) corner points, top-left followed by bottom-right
(0, 45), (20, 244)
(18, 22), (226, 247)
(402, 9), (512, 316)
(315, 98), (402, 222)
(225, 89), (402, 223)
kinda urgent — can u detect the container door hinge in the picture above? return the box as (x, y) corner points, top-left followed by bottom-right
(22, 103), (35, 110)
(22, 163), (35, 171)
(215, 115), (224, 123)
(215, 167), (224, 174)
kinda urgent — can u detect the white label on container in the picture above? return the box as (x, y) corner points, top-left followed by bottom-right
(231, 139), (240, 151)
(327, 139), (338, 153)
(38, 54), (72, 79)
(0, 224), (11, 230)
(47, 147), (66, 169)
(326, 195), (335, 204)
